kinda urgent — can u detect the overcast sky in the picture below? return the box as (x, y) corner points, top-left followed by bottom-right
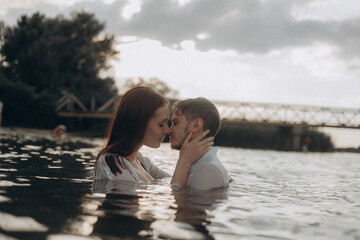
(1, 0), (360, 147)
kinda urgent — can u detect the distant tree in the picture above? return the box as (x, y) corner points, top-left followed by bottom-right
(123, 77), (179, 99)
(0, 21), (5, 80)
(0, 11), (118, 95)
(0, 12), (118, 128)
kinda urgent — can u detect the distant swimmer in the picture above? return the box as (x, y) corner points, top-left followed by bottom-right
(52, 124), (67, 137)
(302, 136), (311, 152)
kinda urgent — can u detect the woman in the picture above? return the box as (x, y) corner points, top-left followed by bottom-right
(93, 86), (212, 182)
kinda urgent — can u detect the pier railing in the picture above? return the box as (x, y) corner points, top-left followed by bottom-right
(56, 93), (360, 129)
(56, 92), (119, 119)
(215, 101), (360, 129)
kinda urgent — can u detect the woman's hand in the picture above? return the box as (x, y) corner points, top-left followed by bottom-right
(171, 129), (214, 187)
(179, 129), (214, 167)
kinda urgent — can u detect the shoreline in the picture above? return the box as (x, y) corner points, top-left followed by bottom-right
(0, 126), (105, 146)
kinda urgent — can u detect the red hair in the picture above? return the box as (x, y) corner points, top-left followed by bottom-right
(97, 86), (168, 159)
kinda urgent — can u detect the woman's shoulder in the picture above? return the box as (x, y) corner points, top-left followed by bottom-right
(98, 152), (122, 159)
(97, 152), (128, 170)
(98, 152), (117, 162)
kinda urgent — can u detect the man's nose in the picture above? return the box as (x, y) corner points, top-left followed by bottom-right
(168, 125), (173, 134)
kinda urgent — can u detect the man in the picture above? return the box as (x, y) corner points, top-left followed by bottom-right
(52, 124), (67, 138)
(169, 97), (229, 190)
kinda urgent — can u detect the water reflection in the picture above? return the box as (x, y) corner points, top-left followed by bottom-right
(169, 188), (228, 240)
(91, 179), (227, 239)
(92, 180), (150, 239)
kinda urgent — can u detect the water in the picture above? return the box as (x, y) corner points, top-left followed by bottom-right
(0, 129), (359, 240)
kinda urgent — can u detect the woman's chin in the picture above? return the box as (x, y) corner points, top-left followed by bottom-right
(145, 142), (161, 149)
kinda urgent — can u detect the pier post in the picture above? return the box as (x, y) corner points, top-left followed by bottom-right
(292, 126), (303, 151)
(91, 97), (95, 112)
(278, 126), (304, 151)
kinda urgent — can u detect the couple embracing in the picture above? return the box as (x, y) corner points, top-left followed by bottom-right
(93, 86), (230, 190)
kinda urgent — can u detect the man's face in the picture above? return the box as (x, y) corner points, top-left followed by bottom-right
(169, 112), (190, 150)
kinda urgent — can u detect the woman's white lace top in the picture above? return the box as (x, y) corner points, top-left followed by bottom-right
(93, 152), (171, 182)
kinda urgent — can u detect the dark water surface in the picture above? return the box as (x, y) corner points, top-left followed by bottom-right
(1, 129), (360, 240)
(0, 130), (98, 239)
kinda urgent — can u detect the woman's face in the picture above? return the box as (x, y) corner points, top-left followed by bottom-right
(142, 105), (170, 148)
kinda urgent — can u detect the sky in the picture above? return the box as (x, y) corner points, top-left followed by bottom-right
(1, 0), (360, 147)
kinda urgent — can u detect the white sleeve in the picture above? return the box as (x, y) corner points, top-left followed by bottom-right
(141, 155), (171, 179)
(93, 154), (137, 182)
(187, 165), (225, 190)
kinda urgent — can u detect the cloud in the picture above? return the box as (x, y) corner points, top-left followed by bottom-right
(2, 0), (360, 65)
(109, 0), (360, 64)
(61, 0), (128, 34)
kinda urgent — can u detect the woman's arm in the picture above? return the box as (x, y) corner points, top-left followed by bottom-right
(171, 130), (214, 187)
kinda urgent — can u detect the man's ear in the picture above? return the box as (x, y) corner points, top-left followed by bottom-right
(190, 118), (204, 134)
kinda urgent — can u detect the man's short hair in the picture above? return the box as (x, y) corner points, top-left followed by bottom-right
(172, 97), (221, 137)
